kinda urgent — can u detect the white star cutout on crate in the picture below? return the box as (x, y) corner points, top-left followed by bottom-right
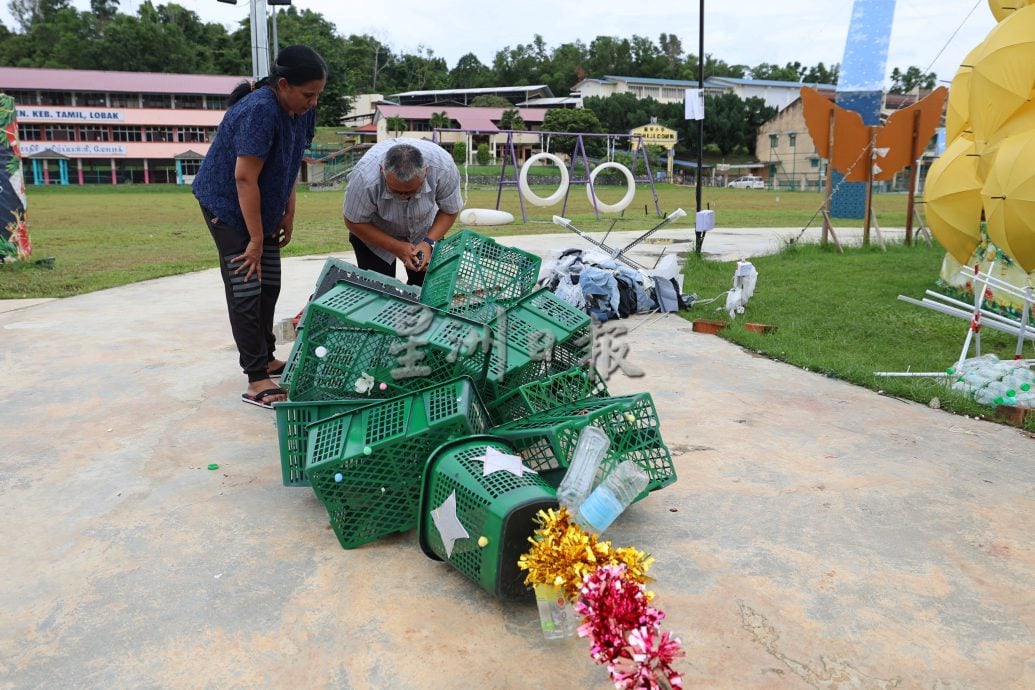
(477, 446), (537, 477)
(431, 490), (468, 558)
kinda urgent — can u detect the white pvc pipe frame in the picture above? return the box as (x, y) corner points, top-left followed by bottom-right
(517, 154), (636, 213)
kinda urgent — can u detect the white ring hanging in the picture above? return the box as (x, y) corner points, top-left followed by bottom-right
(519, 152), (570, 207)
(587, 162), (636, 213)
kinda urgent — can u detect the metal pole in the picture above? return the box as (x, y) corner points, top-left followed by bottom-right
(271, 6), (279, 59)
(694, 0), (705, 255)
(250, 0), (271, 79)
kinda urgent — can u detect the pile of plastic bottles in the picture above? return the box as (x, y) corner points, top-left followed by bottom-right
(948, 354), (1035, 407)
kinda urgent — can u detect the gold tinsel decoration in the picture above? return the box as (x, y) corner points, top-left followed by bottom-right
(517, 507), (654, 602)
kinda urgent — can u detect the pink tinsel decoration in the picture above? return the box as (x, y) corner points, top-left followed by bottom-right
(574, 564), (684, 689)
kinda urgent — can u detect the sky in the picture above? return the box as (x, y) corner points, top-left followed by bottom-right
(2, 0), (998, 87)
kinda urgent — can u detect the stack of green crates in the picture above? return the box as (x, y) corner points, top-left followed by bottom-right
(305, 377), (491, 549)
(419, 230), (542, 323)
(489, 393), (676, 496)
(271, 238), (678, 595)
(285, 282), (492, 402)
(419, 435), (558, 599)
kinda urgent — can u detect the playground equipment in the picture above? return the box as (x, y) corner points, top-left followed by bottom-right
(432, 128), (662, 222)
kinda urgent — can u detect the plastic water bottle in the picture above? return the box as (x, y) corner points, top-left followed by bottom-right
(533, 582), (578, 640)
(575, 461), (650, 534)
(556, 426), (610, 511)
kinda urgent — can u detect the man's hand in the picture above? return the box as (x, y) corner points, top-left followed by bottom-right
(414, 239), (434, 271)
(395, 240), (421, 271)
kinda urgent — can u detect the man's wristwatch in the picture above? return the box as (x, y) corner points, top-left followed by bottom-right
(423, 236), (436, 250)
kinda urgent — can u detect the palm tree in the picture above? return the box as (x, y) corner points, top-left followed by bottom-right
(498, 108), (526, 131)
(386, 115), (407, 138)
(429, 111), (452, 134)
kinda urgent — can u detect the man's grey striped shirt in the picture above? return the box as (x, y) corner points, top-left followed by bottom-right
(342, 138), (463, 264)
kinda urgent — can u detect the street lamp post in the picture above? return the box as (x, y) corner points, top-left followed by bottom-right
(694, 0), (705, 256)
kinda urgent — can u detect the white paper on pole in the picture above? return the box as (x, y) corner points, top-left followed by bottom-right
(684, 89), (705, 120)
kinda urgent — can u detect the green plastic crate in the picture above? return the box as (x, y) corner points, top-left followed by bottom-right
(489, 393), (676, 497)
(286, 283), (492, 402)
(485, 288), (593, 400)
(488, 365), (610, 425)
(311, 257), (420, 303)
(419, 230), (542, 323)
(274, 399), (373, 487)
(280, 260), (419, 390)
(305, 378), (491, 549)
(418, 435), (557, 600)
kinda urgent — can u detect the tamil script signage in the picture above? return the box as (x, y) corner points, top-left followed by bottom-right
(16, 107), (125, 122)
(629, 123), (678, 150)
(21, 142), (128, 156)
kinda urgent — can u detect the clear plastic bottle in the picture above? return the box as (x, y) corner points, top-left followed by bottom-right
(556, 426), (610, 511)
(574, 461), (650, 534)
(533, 582), (578, 640)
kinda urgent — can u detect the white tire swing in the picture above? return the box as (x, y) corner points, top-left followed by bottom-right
(587, 161), (636, 213)
(518, 153), (636, 213)
(518, 152), (569, 207)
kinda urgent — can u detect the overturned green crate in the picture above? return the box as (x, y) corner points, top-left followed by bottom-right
(419, 230), (542, 323)
(487, 365), (610, 425)
(311, 257), (420, 303)
(484, 288), (593, 401)
(280, 260), (419, 389)
(286, 283), (492, 402)
(274, 399), (373, 487)
(305, 378), (491, 549)
(489, 393), (675, 497)
(419, 436), (557, 600)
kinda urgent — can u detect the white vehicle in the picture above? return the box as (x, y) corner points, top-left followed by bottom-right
(727, 175), (766, 189)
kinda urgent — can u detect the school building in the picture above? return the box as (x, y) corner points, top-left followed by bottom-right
(0, 66), (245, 185)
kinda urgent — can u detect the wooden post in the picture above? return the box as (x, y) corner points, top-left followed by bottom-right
(822, 108), (835, 246)
(863, 127), (875, 247)
(904, 108), (922, 246)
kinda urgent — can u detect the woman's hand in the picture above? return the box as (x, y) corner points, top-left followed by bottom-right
(278, 217), (294, 248)
(234, 239), (263, 283)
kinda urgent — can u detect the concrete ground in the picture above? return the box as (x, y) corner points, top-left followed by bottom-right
(1, 227), (1032, 689)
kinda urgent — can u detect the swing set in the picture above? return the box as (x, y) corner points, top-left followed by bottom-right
(431, 129), (663, 222)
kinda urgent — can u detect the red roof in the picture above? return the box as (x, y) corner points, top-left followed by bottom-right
(0, 66), (246, 95)
(376, 104), (548, 132)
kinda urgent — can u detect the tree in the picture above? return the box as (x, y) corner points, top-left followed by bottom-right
(476, 142), (490, 165)
(498, 108), (525, 131)
(542, 40), (588, 96)
(889, 66), (937, 94)
(542, 107), (604, 156)
(451, 140), (467, 165)
(750, 61), (805, 81)
(429, 110), (451, 133)
(386, 115), (406, 137)
(448, 52), (492, 89)
(803, 62), (839, 85)
(470, 94), (511, 107)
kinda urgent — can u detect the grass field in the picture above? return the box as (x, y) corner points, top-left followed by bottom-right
(0, 182), (913, 298)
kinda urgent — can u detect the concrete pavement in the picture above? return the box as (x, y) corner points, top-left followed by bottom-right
(1, 228), (1033, 689)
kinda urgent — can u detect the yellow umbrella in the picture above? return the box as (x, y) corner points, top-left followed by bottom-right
(982, 129), (1035, 272)
(988, 0), (1035, 23)
(946, 46), (982, 142)
(975, 90), (1035, 179)
(924, 135), (984, 264)
(970, 4), (1035, 141)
